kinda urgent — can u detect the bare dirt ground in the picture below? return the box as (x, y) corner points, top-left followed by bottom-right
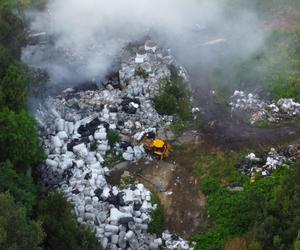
(108, 131), (212, 239)
(135, 149), (208, 238)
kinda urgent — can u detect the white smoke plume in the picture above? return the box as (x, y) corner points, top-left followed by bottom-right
(22, 0), (265, 86)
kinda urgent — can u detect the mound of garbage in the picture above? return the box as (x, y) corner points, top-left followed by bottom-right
(237, 145), (300, 178)
(229, 90), (300, 124)
(36, 40), (193, 249)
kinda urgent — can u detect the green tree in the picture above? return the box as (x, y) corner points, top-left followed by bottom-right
(0, 192), (44, 250)
(37, 192), (101, 250)
(1, 62), (28, 111)
(0, 160), (37, 213)
(0, 108), (43, 170)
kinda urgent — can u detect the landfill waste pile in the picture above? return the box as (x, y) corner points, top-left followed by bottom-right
(229, 90), (300, 124)
(237, 145), (300, 178)
(36, 40), (193, 249)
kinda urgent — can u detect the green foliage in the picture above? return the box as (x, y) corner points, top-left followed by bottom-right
(37, 192), (101, 250)
(195, 152), (245, 185)
(0, 160), (37, 213)
(0, 62), (28, 111)
(209, 29), (300, 108)
(194, 153), (300, 250)
(153, 65), (191, 120)
(0, 0), (47, 12)
(248, 240), (263, 250)
(0, 9), (25, 57)
(0, 108), (44, 171)
(148, 192), (165, 235)
(120, 175), (134, 186)
(193, 227), (229, 250)
(104, 149), (123, 168)
(153, 92), (177, 115)
(294, 239), (300, 250)
(171, 120), (186, 136)
(0, 192), (44, 250)
(0, 3), (103, 250)
(90, 140), (98, 151)
(107, 129), (121, 147)
(0, 45), (12, 78)
(201, 176), (220, 195)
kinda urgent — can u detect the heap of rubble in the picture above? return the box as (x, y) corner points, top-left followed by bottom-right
(36, 40), (193, 249)
(229, 90), (300, 124)
(162, 231), (192, 250)
(237, 145), (300, 177)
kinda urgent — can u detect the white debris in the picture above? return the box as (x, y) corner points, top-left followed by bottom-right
(163, 231), (193, 250)
(230, 90), (300, 124)
(73, 143), (89, 158)
(239, 145), (300, 177)
(36, 39), (191, 249)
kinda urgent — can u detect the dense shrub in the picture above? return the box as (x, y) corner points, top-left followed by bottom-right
(194, 152), (300, 250)
(153, 65), (191, 120)
(201, 176), (220, 195)
(0, 2), (102, 250)
(153, 92), (178, 115)
(0, 108), (44, 171)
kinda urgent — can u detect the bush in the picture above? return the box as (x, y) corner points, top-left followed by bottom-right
(107, 129), (121, 147)
(0, 108), (44, 171)
(153, 65), (191, 120)
(37, 192), (101, 250)
(193, 227), (230, 250)
(171, 120), (186, 136)
(201, 176), (220, 195)
(148, 192), (165, 235)
(153, 92), (178, 115)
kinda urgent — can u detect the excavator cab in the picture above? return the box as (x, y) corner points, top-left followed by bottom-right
(144, 138), (172, 159)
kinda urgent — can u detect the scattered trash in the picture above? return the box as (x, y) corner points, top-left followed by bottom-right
(229, 90), (300, 124)
(237, 145), (300, 178)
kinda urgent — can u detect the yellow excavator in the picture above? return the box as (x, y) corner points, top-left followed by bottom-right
(144, 138), (172, 159)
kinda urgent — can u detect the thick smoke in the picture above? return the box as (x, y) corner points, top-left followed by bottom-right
(22, 0), (265, 86)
